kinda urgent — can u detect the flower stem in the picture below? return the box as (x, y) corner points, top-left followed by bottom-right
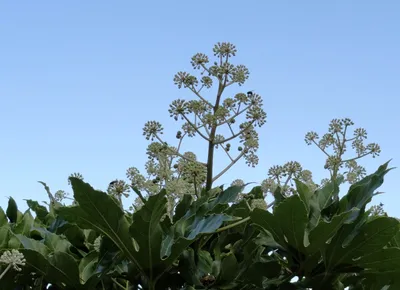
(0, 264), (12, 280)
(215, 216), (250, 233)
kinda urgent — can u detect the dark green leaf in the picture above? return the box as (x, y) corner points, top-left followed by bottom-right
(178, 248), (202, 286)
(295, 179), (313, 212)
(43, 231), (72, 253)
(129, 189), (167, 274)
(57, 178), (143, 275)
(197, 250), (213, 277)
(247, 186), (264, 199)
(340, 161), (392, 214)
(251, 208), (286, 247)
(274, 195), (308, 252)
(325, 217), (399, 269)
(186, 214), (238, 239)
(48, 251), (82, 288)
(0, 225), (10, 248)
(6, 197), (18, 223)
(243, 261), (281, 286)
(307, 209), (358, 254)
(26, 199), (49, 223)
(13, 211), (34, 236)
(220, 253), (238, 282)
(79, 251), (99, 284)
(174, 194), (193, 222)
(0, 207), (7, 226)
(356, 248), (400, 272)
(272, 187), (286, 209)
(15, 234), (50, 256)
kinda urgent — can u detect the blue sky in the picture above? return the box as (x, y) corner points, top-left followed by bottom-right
(1, 1), (399, 216)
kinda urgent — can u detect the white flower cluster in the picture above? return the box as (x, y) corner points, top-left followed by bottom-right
(0, 249), (26, 272)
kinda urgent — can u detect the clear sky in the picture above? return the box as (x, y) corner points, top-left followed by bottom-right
(1, 1), (399, 216)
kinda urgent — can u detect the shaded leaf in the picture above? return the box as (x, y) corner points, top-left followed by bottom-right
(274, 195), (308, 252)
(307, 209), (358, 254)
(6, 197), (18, 223)
(57, 178), (143, 274)
(26, 199), (49, 223)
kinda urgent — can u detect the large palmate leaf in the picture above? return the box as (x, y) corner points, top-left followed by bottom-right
(128, 186), (241, 285)
(308, 179), (341, 229)
(252, 195), (308, 252)
(306, 209), (358, 254)
(274, 195), (308, 252)
(57, 178), (144, 275)
(356, 248), (400, 272)
(251, 209), (286, 247)
(17, 248), (82, 289)
(129, 189), (167, 279)
(324, 216), (399, 270)
(47, 251), (82, 288)
(339, 161), (392, 215)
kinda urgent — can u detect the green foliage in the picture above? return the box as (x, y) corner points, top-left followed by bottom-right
(0, 162), (398, 289)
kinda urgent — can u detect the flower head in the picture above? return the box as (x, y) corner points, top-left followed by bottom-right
(0, 250), (26, 271)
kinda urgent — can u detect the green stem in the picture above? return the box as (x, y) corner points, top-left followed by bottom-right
(0, 264), (12, 280)
(215, 216), (250, 233)
(148, 280), (156, 290)
(111, 278), (127, 290)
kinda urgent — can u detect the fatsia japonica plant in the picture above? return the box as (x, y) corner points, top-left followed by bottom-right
(121, 42), (267, 212)
(1, 42), (398, 290)
(247, 118), (385, 214)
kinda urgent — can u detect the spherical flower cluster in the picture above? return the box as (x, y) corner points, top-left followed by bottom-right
(166, 179), (193, 198)
(68, 172), (84, 185)
(324, 156), (342, 170)
(234, 93), (248, 103)
(304, 131), (319, 145)
(319, 133), (335, 150)
(0, 249), (26, 272)
(370, 203), (387, 217)
(213, 42), (237, 57)
(187, 100), (210, 115)
(268, 165), (284, 180)
(245, 152), (259, 167)
(180, 155), (207, 185)
(222, 98), (236, 110)
(261, 178), (278, 194)
(230, 65), (250, 85)
(107, 179), (130, 198)
(201, 76), (213, 88)
(54, 190), (68, 202)
(181, 122), (197, 137)
(246, 106), (267, 127)
(93, 236), (102, 252)
(143, 121), (163, 141)
(209, 63), (235, 79)
(231, 179), (245, 188)
(191, 53), (209, 69)
(300, 170), (313, 182)
(126, 167), (146, 189)
(329, 118), (344, 134)
(283, 161), (302, 176)
(250, 199), (268, 210)
(169, 99), (188, 121)
(173, 71), (198, 89)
